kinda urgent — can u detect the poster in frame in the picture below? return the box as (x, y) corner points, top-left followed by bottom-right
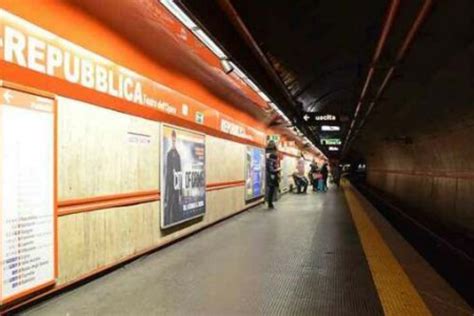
(245, 146), (265, 202)
(161, 124), (206, 229)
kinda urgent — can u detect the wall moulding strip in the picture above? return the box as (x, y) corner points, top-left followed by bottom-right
(58, 194), (160, 217)
(57, 181), (248, 216)
(206, 180), (246, 192)
(58, 190), (160, 207)
(206, 180), (245, 188)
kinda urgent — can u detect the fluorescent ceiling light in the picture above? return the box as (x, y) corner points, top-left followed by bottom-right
(230, 62), (247, 79)
(243, 78), (260, 93)
(321, 125), (340, 131)
(257, 92), (271, 102)
(193, 29), (227, 59)
(279, 113), (291, 123)
(161, 0), (227, 59)
(161, 0), (197, 29)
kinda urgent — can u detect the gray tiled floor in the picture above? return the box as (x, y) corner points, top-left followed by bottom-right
(22, 188), (383, 315)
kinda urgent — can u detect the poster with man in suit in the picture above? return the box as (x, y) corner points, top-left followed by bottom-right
(162, 125), (205, 228)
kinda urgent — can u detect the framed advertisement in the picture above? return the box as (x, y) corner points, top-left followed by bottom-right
(245, 146), (265, 202)
(161, 125), (206, 229)
(0, 83), (57, 304)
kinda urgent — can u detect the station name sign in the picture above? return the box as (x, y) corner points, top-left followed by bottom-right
(0, 9), (266, 145)
(1, 17), (151, 109)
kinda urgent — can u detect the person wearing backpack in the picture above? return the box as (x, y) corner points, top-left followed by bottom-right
(266, 153), (280, 208)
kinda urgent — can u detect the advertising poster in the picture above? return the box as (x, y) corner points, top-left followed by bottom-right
(245, 147), (265, 201)
(0, 87), (56, 303)
(161, 125), (206, 228)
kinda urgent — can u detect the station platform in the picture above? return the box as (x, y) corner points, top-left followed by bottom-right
(20, 184), (472, 316)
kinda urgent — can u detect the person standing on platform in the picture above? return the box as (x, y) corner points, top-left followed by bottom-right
(266, 153), (280, 208)
(309, 161), (318, 191)
(321, 163), (329, 192)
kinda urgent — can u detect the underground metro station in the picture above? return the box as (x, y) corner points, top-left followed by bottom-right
(0, 0), (473, 315)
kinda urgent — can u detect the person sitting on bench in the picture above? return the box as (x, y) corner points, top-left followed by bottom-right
(292, 172), (308, 193)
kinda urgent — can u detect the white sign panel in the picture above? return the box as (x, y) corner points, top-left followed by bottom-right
(321, 125), (340, 131)
(0, 87), (55, 303)
(127, 132), (151, 146)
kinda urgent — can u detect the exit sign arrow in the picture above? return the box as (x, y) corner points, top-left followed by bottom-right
(302, 112), (338, 124)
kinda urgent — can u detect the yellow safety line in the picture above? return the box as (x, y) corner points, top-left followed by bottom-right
(342, 181), (432, 316)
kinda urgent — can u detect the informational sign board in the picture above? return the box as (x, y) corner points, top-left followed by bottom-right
(303, 112), (338, 124)
(245, 147), (265, 201)
(0, 86), (56, 304)
(321, 125), (341, 132)
(161, 125), (206, 229)
(321, 138), (342, 145)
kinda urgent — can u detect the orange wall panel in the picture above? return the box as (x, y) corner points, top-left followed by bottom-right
(0, 0), (267, 136)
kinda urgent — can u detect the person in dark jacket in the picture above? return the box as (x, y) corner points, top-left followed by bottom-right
(308, 161), (318, 191)
(321, 163), (329, 192)
(266, 153), (280, 208)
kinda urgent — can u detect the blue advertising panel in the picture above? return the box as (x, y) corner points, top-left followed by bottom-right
(161, 125), (206, 228)
(245, 146), (265, 201)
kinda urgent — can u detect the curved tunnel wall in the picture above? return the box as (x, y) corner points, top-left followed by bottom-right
(358, 41), (474, 239)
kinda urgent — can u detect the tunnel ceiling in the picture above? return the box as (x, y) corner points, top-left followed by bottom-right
(178, 0), (472, 161)
(349, 0), (474, 161)
(227, 0), (387, 115)
(227, 0), (391, 160)
(178, 0), (390, 159)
